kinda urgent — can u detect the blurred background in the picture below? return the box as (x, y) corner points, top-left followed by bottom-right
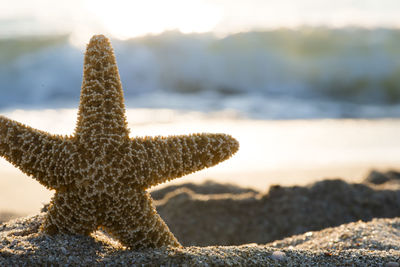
(1, 0), (400, 215)
(1, 0), (400, 118)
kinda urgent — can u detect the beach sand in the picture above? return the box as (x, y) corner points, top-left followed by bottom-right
(1, 171), (400, 265)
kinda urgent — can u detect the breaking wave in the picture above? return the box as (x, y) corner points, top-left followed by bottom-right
(1, 28), (400, 119)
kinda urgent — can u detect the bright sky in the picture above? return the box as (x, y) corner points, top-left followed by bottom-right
(0, 0), (399, 42)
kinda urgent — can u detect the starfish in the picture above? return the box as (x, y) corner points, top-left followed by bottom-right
(0, 35), (239, 249)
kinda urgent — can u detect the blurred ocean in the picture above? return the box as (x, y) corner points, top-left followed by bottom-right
(1, 28), (400, 119)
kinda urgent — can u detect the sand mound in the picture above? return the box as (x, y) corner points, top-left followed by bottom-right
(157, 177), (400, 246)
(151, 180), (258, 200)
(1, 171), (400, 265)
(0, 214), (399, 266)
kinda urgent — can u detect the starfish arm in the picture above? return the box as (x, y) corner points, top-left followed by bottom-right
(130, 133), (239, 188)
(74, 35), (130, 142)
(102, 192), (181, 249)
(42, 192), (98, 235)
(0, 115), (72, 189)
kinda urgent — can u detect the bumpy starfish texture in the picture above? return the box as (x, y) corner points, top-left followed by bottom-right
(0, 35), (239, 249)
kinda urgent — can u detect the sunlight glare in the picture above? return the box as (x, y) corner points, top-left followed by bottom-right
(85, 0), (221, 39)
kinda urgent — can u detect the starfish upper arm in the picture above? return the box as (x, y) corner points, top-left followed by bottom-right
(0, 115), (73, 189)
(129, 133), (239, 188)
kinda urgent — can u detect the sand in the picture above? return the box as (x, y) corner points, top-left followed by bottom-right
(1, 170), (400, 266)
(1, 215), (399, 266)
(155, 177), (400, 246)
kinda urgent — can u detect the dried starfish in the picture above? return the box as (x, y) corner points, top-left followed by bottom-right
(0, 35), (239, 249)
